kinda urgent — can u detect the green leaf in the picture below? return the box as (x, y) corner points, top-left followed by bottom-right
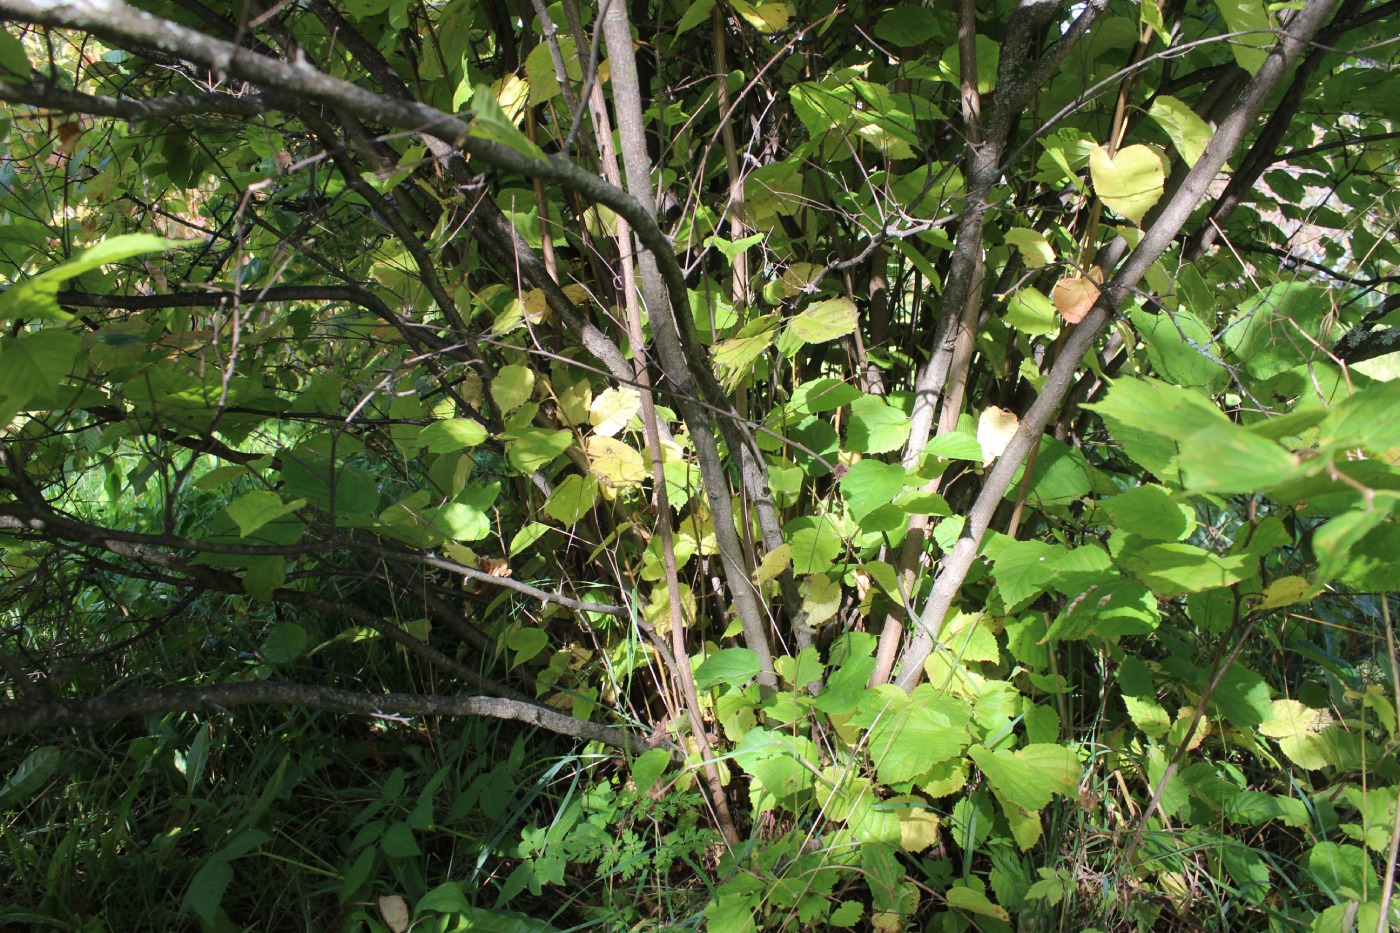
(226, 491), (306, 538)
(925, 430), (984, 461)
(841, 459), (907, 521)
(419, 418), (488, 452)
(543, 473), (599, 525)
(1321, 378), (1400, 453)
(630, 748), (670, 794)
(1005, 286), (1058, 336)
(946, 885), (1011, 922)
(242, 555), (286, 601)
(182, 859), (233, 926)
(791, 378), (860, 414)
(968, 744), (1079, 812)
(506, 627), (549, 668)
(0, 28), (31, 76)
(847, 395), (910, 455)
(1213, 0), (1274, 74)
(262, 622), (308, 663)
(675, 0), (718, 35)
(1099, 485), (1194, 541)
(695, 647), (762, 688)
(1147, 96), (1212, 167)
(1177, 424), (1300, 494)
(1089, 144), (1165, 226)
(381, 821), (420, 858)
(432, 500), (490, 541)
(0, 746), (61, 806)
(993, 540), (1067, 612)
(1003, 229), (1054, 268)
(0, 329), (80, 406)
(778, 297), (858, 356)
(468, 85), (545, 161)
(712, 315), (779, 392)
(787, 516), (844, 574)
(1210, 664), (1271, 729)
(1304, 843), (1377, 901)
(873, 6), (939, 46)
(1120, 543), (1251, 596)
(491, 363), (536, 413)
(1129, 306), (1227, 392)
(506, 426), (571, 473)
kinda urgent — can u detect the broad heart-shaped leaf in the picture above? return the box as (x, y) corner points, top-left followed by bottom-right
(226, 491), (306, 537)
(543, 473), (598, 526)
(585, 435), (647, 488)
(630, 748), (670, 795)
(0, 234), (184, 322)
(695, 647), (762, 688)
(1177, 424), (1301, 494)
(846, 394), (910, 454)
(1128, 306), (1228, 392)
(1088, 144), (1165, 226)
(967, 744), (1080, 812)
(873, 5), (938, 45)
(1046, 578), (1159, 640)
(1119, 542), (1252, 597)
(1099, 484), (1194, 541)
(1086, 376), (1229, 482)
(1304, 843), (1378, 902)
(1320, 378), (1400, 454)
(491, 363), (535, 413)
(505, 426), (571, 473)
(778, 297), (857, 356)
(1147, 95), (1212, 167)
(712, 315), (779, 391)
(787, 515), (844, 573)
(1209, 664), (1271, 729)
(419, 418), (488, 453)
(790, 378), (860, 414)
(0, 329), (80, 407)
(1213, 0), (1274, 74)
(1003, 228), (1054, 267)
(993, 540), (1067, 612)
(840, 459), (907, 521)
(261, 622), (308, 664)
(865, 704), (971, 785)
(588, 386), (641, 437)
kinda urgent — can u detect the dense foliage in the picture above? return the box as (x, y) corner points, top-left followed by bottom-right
(1, 0), (1398, 929)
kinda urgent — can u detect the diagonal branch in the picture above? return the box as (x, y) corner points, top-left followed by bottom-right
(891, 0), (1345, 691)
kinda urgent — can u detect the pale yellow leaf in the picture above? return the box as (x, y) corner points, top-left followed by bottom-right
(753, 543), (793, 584)
(589, 386), (642, 437)
(586, 435), (647, 487)
(977, 405), (1020, 464)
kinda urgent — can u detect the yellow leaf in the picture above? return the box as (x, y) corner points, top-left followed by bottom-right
(1089, 143), (1166, 226)
(586, 435), (647, 487)
(977, 405), (1020, 464)
(753, 543), (792, 584)
(1258, 575), (1312, 610)
(589, 386), (642, 437)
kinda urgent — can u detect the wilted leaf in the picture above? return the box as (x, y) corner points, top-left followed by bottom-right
(1051, 268), (1102, 324)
